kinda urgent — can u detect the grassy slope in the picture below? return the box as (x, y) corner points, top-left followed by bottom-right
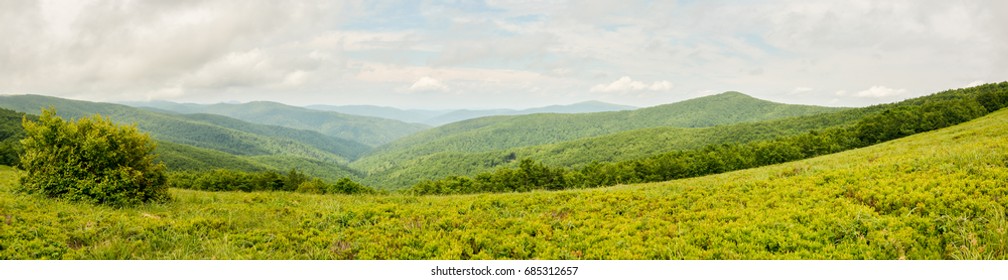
(2, 109), (1006, 259)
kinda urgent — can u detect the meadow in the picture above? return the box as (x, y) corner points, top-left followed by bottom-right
(2, 108), (1006, 259)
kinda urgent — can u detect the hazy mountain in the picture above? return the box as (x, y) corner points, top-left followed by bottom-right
(305, 104), (447, 125)
(132, 101), (430, 146)
(309, 100), (637, 126)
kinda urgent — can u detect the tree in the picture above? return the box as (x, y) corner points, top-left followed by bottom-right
(19, 108), (168, 206)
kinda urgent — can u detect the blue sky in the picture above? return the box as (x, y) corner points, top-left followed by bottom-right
(2, 0), (1005, 109)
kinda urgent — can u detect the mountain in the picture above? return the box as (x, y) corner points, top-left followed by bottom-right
(132, 101), (430, 146)
(352, 92), (844, 187)
(0, 95), (365, 180)
(309, 100), (637, 126)
(519, 100), (637, 114)
(3, 100), (1005, 259)
(304, 104), (447, 125)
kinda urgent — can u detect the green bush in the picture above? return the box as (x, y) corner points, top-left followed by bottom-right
(18, 108), (168, 206)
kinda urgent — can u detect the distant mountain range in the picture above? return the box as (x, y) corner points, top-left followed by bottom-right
(129, 100), (429, 146)
(307, 100), (638, 126)
(0, 91), (848, 189)
(0, 95), (371, 181)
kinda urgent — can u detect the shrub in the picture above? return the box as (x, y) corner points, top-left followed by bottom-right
(18, 108), (168, 206)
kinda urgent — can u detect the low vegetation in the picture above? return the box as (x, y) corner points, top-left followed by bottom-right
(1, 83), (1006, 259)
(1, 107), (1006, 259)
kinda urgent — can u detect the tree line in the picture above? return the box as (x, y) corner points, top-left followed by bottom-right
(167, 169), (376, 195)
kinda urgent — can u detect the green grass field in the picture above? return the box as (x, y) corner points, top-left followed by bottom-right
(2, 109), (1007, 259)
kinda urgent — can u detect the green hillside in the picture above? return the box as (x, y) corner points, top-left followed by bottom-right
(176, 113), (371, 161)
(354, 92), (845, 188)
(1, 104), (1005, 259)
(0, 95), (363, 181)
(134, 101), (429, 146)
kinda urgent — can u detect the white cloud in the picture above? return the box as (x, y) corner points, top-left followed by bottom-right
(408, 76), (449, 92)
(966, 80), (985, 87)
(838, 85), (911, 99)
(850, 86), (907, 98)
(590, 76), (673, 93)
(648, 81), (674, 91)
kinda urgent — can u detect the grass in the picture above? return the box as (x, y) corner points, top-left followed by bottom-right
(2, 109), (1007, 259)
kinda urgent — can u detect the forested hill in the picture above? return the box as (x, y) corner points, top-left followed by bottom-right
(132, 100), (429, 146)
(351, 92), (842, 184)
(0, 95), (370, 182)
(368, 92), (840, 156)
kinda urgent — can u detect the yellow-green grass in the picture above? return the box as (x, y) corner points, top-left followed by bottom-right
(2, 110), (1008, 259)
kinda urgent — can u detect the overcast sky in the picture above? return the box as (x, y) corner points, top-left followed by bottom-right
(2, 0), (1005, 109)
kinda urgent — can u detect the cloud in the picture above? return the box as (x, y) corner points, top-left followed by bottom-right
(837, 86), (907, 98)
(408, 76), (449, 92)
(966, 80), (985, 87)
(0, 1), (1004, 108)
(649, 80), (674, 91)
(590, 76), (673, 93)
(855, 86), (907, 98)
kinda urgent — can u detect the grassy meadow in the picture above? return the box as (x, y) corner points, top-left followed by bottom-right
(2, 109), (1007, 259)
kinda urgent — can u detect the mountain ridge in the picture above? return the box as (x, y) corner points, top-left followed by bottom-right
(308, 100), (637, 126)
(130, 100), (430, 146)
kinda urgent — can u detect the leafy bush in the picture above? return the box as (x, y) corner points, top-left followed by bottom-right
(18, 108), (168, 206)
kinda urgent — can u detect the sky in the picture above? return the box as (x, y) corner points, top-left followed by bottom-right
(1, 0), (1005, 110)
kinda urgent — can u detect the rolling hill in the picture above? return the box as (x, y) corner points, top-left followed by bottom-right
(132, 100), (430, 146)
(353, 92), (845, 188)
(0, 95), (364, 181)
(1, 99), (1005, 259)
